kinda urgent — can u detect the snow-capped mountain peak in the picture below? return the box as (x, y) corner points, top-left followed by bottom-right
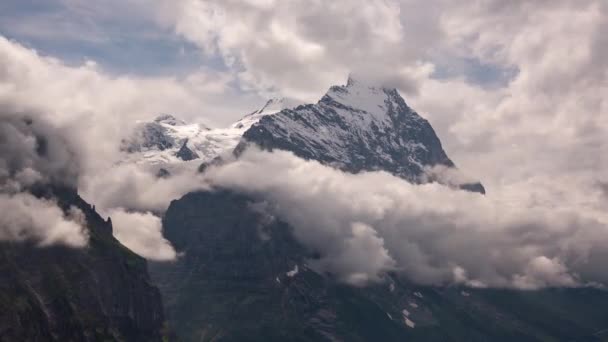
(321, 77), (420, 124)
(121, 98), (299, 171)
(120, 78), (483, 193)
(239, 77), (485, 193)
(255, 98), (288, 116)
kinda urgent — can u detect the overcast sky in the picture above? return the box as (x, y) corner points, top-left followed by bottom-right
(0, 0), (607, 286)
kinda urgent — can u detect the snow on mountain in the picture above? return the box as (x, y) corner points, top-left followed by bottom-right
(121, 99), (295, 172)
(121, 79), (483, 193)
(231, 98), (301, 131)
(238, 77), (485, 193)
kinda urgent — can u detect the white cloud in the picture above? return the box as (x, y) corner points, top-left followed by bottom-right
(0, 192), (88, 247)
(156, 0), (427, 101)
(203, 149), (608, 289)
(81, 162), (209, 261)
(401, 2), (608, 225)
(109, 208), (176, 261)
(82, 163), (207, 215)
(0, 107), (88, 247)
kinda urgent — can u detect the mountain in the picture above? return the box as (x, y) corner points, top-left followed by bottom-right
(125, 78), (483, 193)
(148, 79), (523, 342)
(0, 185), (167, 342)
(148, 78), (608, 341)
(121, 114), (219, 168)
(237, 77), (485, 193)
(154, 189), (608, 342)
(121, 98), (296, 174)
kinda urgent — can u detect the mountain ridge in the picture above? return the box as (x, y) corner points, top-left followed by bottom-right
(123, 77), (484, 194)
(237, 78), (485, 193)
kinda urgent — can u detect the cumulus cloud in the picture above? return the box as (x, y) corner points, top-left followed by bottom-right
(409, 0), (608, 190)
(203, 149), (608, 289)
(155, 0), (432, 101)
(83, 163), (206, 214)
(0, 108), (80, 190)
(80, 163), (208, 260)
(0, 193), (87, 247)
(0, 109), (88, 246)
(108, 208), (177, 261)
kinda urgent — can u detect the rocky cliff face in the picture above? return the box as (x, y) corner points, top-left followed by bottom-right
(237, 78), (485, 193)
(0, 186), (166, 342)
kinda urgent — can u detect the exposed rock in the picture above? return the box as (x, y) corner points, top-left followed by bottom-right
(175, 140), (199, 161)
(123, 122), (175, 152)
(156, 168), (171, 179)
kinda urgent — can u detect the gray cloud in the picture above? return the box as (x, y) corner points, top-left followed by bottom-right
(157, 0), (428, 101)
(599, 182), (608, 200)
(0, 99), (184, 259)
(0, 107), (87, 246)
(204, 149), (608, 289)
(82, 163), (205, 260)
(0, 108), (80, 191)
(108, 208), (177, 261)
(0, 192), (87, 247)
(82, 163), (206, 214)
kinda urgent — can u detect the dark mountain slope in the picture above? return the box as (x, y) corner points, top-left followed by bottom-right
(0, 186), (167, 342)
(150, 79), (608, 341)
(153, 189), (608, 342)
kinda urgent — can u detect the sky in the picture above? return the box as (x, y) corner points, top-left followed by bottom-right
(0, 0), (607, 288)
(0, 0), (518, 124)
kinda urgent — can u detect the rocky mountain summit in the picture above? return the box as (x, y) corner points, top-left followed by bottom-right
(238, 77), (485, 193)
(126, 77), (484, 193)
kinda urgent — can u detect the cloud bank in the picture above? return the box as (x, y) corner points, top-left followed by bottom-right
(0, 109), (87, 246)
(108, 208), (177, 261)
(204, 149), (608, 289)
(0, 192), (87, 247)
(84, 163), (205, 260)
